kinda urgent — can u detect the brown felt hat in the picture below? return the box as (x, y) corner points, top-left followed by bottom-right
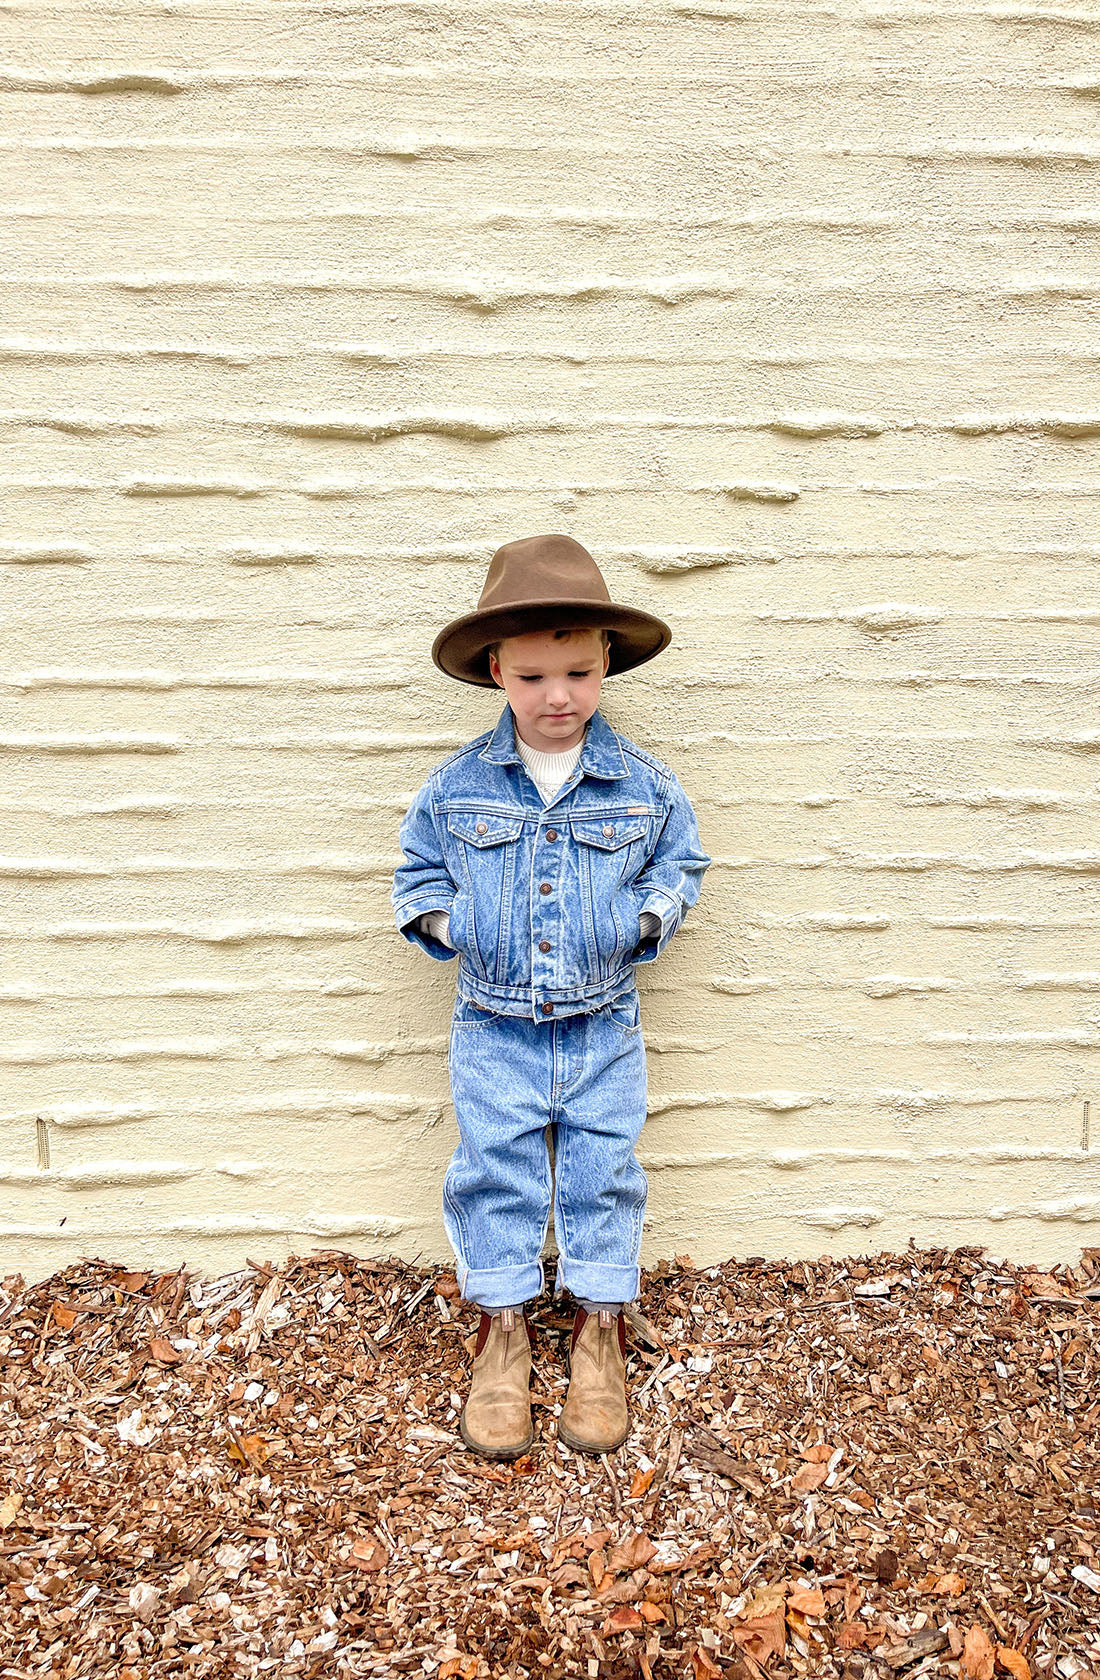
(432, 533), (671, 687)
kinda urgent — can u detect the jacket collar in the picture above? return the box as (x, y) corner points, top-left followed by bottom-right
(479, 703), (630, 781)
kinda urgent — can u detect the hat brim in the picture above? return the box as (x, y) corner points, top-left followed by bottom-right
(432, 598), (671, 687)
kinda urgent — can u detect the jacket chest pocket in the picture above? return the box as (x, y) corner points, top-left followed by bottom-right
(571, 816), (650, 965)
(446, 813), (526, 981)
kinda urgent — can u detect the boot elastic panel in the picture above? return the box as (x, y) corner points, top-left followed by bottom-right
(473, 1306), (525, 1356)
(570, 1306), (626, 1360)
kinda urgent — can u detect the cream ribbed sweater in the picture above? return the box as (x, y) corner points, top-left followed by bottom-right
(418, 726), (660, 948)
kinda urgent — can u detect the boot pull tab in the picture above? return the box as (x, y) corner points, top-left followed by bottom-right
(499, 1307), (517, 1334)
(598, 1309), (614, 1328)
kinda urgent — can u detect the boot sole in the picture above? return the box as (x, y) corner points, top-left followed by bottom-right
(556, 1415), (629, 1455)
(458, 1404), (535, 1461)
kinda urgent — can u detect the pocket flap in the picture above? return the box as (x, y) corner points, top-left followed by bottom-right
(447, 813), (525, 848)
(570, 816), (649, 851)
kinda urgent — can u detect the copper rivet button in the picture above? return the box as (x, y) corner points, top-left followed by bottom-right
(603, 825), (614, 837)
(546, 828), (558, 841)
(476, 821), (487, 834)
(539, 882), (551, 894)
(541, 1002), (554, 1014)
(539, 940), (551, 952)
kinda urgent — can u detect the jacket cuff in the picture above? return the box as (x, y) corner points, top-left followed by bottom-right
(630, 888), (683, 963)
(394, 898), (458, 962)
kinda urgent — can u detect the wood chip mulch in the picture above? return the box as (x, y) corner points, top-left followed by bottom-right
(2, 1244), (1099, 1680)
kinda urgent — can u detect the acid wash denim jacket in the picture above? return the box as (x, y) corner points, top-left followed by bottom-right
(391, 702), (712, 1023)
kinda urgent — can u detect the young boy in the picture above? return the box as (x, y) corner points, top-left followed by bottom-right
(391, 533), (711, 1460)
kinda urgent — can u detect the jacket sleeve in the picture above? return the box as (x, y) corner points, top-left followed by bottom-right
(628, 770), (711, 963)
(391, 775), (460, 962)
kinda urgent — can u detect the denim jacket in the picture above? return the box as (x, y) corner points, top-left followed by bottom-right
(391, 702), (711, 1021)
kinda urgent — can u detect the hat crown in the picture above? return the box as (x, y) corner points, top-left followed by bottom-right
(479, 533), (612, 615)
(431, 530), (671, 686)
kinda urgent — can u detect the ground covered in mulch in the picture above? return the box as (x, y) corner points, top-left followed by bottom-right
(1, 1245), (1099, 1680)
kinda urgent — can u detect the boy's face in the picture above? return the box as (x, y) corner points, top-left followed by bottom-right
(488, 627), (610, 753)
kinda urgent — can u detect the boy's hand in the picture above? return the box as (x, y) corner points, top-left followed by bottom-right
(628, 771), (711, 963)
(392, 776), (460, 961)
(629, 909), (665, 960)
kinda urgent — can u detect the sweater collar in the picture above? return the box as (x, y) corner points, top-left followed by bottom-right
(514, 731), (582, 767)
(479, 703), (630, 781)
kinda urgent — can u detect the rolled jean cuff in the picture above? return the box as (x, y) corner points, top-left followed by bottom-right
(457, 1256), (545, 1310)
(554, 1254), (640, 1304)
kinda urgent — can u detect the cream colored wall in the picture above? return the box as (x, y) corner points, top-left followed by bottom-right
(3, 3), (1098, 1283)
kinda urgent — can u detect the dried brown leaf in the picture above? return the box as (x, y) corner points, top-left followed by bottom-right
(802, 1442), (835, 1462)
(605, 1531), (658, 1574)
(603, 1606), (645, 1633)
(148, 1336), (182, 1365)
(439, 1658), (479, 1680)
(963, 1625), (996, 1680)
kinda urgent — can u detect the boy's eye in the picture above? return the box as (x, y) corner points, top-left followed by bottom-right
(517, 671), (593, 681)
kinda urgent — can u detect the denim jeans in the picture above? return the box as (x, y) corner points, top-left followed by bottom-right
(442, 990), (649, 1309)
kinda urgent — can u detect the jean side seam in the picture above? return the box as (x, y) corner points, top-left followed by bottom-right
(441, 1167), (472, 1269)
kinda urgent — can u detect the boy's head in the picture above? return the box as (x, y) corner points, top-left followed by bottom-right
(430, 532), (671, 689)
(488, 624), (610, 754)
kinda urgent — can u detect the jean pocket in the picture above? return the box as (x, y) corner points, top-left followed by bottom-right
(451, 995), (494, 1031)
(605, 992), (642, 1036)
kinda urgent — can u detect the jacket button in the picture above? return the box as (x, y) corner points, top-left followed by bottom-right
(603, 824), (614, 837)
(541, 1002), (554, 1014)
(539, 882), (551, 895)
(545, 828), (558, 841)
(476, 821), (487, 834)
(539, 940), (551, 952)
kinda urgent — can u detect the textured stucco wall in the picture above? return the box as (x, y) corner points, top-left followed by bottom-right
(3, 2), (1099, 1283)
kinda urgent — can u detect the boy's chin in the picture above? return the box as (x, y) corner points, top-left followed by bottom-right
(524, 715), (587, 748)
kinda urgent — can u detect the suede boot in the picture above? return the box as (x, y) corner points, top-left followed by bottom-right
(557, 1306), (629, 1454)
(458, 1307), (534, 1460)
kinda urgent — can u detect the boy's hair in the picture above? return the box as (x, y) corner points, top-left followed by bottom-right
(487, 625), (610, 665)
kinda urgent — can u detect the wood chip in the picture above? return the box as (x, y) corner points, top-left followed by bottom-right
(2, 1245), (1096, 1676)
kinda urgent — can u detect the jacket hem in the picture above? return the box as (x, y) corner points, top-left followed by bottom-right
(455, 961), (636, 1019)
